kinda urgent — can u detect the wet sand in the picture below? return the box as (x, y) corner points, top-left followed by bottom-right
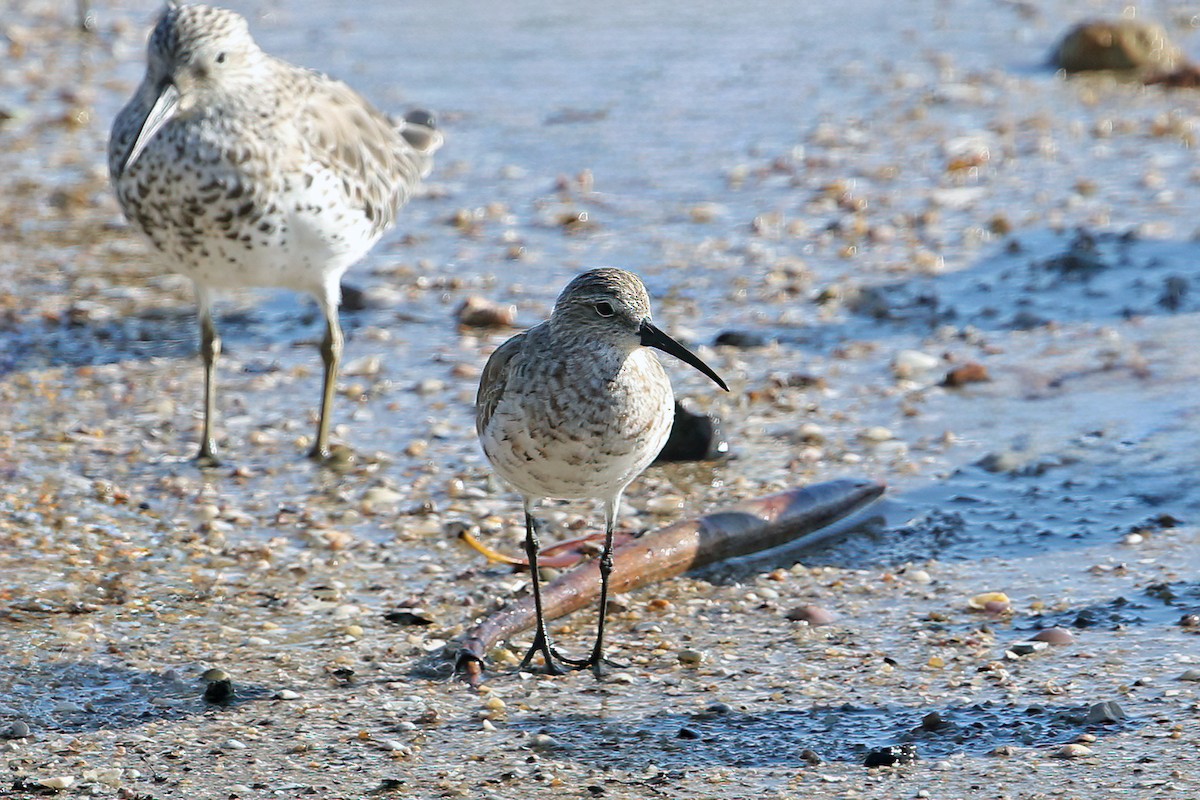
(2, 0), (1199, 797)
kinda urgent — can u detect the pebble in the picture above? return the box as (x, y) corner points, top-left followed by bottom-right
(529, 733), (560, 751)
(221, 739), (248, 750)
(275, 690), (301, 700)
(645, 495), (685, 515)
(967, 591), (1010, 613)
(1084, 701), (1126, 724)
(342, 354), (382, 376)
(677, 648), (706, 666)
(3, 721), (30, 739)
(858, 426), (894, 443)
(1178, 668), (1200, 682)
(1051, 743), (1093, 759)
(38, 776), (74, 790)
(942, 362), (990, 387)
(892, 349), (940, 378)
(785, 604), (835, 626)
(1032, 627), (1075, 645)
(1006, 640), (1048, 657)
(456, 296), (517, 328)
(863, 744), (917, 767)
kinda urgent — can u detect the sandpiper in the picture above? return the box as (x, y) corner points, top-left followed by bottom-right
(476, 268), (729, 677)
(109, 2), (441, 465)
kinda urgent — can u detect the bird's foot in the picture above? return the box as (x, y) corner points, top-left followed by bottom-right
(516, 632), (588, 676)
(194, 445), (221, 469)
(575, 654), (628, 679)
(309, 442), (357, 470)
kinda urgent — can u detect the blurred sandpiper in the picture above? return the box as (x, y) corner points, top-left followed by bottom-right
(109, 2), (441, 465)
(476, 268), (728, 677)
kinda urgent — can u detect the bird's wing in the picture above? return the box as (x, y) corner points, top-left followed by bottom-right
(476, 331), (528, 438)
(298, 72), (441, 236)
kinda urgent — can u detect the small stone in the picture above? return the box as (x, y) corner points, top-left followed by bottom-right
(2, 721), (30, 739)
(1032, 627), (1074, 645)
(655, 401), (728, 463)
(714, 330), (768, 348)
(456, 296), (517, 328)
(38, 776), (74, 791)
(203, 677), (234, 705)
(342, 354), (382, 376)
(1177, 668), (1200, 682)
(1052, 19), (1182, 73)
(942, 362), (990, 387)
(530, 733), (559, 751)
(858, 426), (894, 443)
(645, 495), (685, 515)
(892, 349), (939, 378)
(1179, 614), (1200, 628)
(799, 748), (822, 765)
(863, 744), (917, 767)
(797, 422), (825, 444)
(1084, 701), (1126, 724)
(275, 689), (301, 700)
(909, 569), (932, 584)
(785, 604), (835, 625)
(967, 591), (1010, 613)
(1006, 640), (1048, 657)
(221, 738), (247, 750)
(677, 649), (705, 666)
(1051, 743), (1092, 759)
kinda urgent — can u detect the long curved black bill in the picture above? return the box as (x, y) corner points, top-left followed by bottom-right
(639, 320), (729, 391)
(118, 81), (180, 175)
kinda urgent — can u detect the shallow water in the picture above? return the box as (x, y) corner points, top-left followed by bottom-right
(2, 0), (1200, 797)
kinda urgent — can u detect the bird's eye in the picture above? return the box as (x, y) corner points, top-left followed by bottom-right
(215, 52), (227, 64)
(594, 301), (615, 318)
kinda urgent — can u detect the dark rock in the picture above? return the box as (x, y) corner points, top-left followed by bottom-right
(339, 282), (368, 312)
(383, 608), (435, 626)
(714, 330), (769, 348)
(655, 401), (728, 463)
(1052, 20), (1182, 73)
(863, 743), (918, 767)
(203, 678), (234, 705)
(1084, 700), (1126, 724)
(799, 748), (822, 765)
(942, 362), (990, 387)
(921, 711), (945, 731)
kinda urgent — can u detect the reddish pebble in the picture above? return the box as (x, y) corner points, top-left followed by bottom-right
(455, 296), (517, 328)
(942, 362), (990, 387)
(786, 604), (835, 625)
(1032, 627), (1075, 645)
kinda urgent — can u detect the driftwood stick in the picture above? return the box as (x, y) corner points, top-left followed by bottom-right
(456, 478), (884, 683)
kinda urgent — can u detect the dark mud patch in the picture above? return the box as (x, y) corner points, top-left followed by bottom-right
(795, 424), (1197, 567)
(511, 700), (1134, 768)
(724, 229), (1200, 353)
(0, 661), (273, 734)
(1020, 580), (1200, 632)
(0, 286), (402, 375)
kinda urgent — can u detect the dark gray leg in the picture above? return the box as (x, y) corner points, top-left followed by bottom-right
(518, 502), (566, 675)
(310, 301), (343, 461)
(196, 293), (221, 467)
